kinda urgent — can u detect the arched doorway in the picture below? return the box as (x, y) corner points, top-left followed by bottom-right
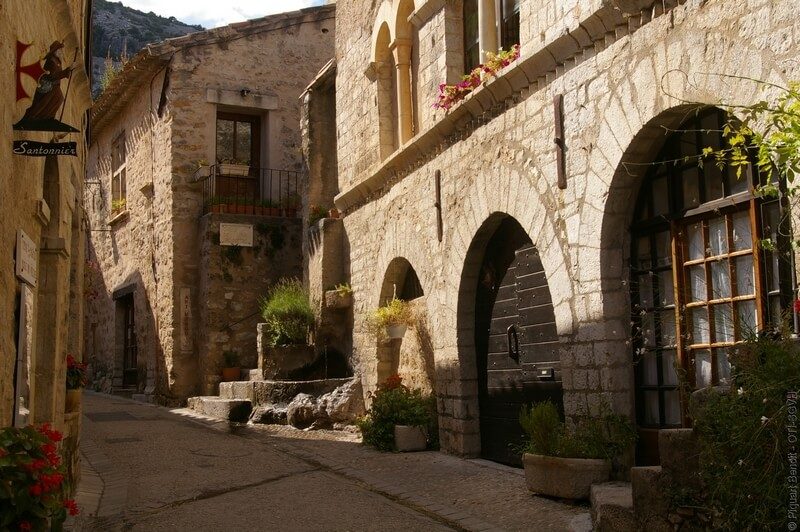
(628, 107), (794, 464)
(470, 215), (561, 466)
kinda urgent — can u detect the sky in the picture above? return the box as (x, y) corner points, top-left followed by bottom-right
(118, 0), (327, 29)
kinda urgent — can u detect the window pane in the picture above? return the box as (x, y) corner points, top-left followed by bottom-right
(682, 167), (701, 209)
(734, 255), (755, 296)
(710, 259), (731, 299)
(731, 211), (752, 251)
(652, 176), (669, 216)
(716, 348), (731, 385)
(637, 274), (653, 309)
(635, 236), (651, 269)
(641, 352), (658, 385)
(658, 271), (674, 307)
(120, 168), (126, 199)
(713, 303), (734, 343)
(641, 312), (656, 347)
(687, 222), (704, 261)
(664, 391), (681, 425)
(695, 350), (712, 387)
(729, 170), (749, 195)
(708, 217), (727, 256)
(662, 349), (678, 386)
(660, 310), (676, 346)
(216, 119), (234, 162)
(705, 168), (724, 201)
(643, 391), (660, 425)
(736, 300), (757, 338)
(236, 121), (252, 165)
(689, 265), (706, 302)
(691, 309), (710, 344)
(655, 231), (671, 266)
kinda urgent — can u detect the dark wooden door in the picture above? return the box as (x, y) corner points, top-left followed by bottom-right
(475, 218), (561, 466)
(122, 295), (138, 388)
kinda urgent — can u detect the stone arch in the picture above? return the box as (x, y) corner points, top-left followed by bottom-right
(456, 212), (561, 463)
(369, 1), (395, 63)
(374, 257), (433, 391)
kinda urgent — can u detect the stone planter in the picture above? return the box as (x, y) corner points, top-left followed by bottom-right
(324, 289), (352, 309)
(522, 453), (611, 500)
(257, 324), (316, 379)
(65, 389), (81, 413)
(219, 163), (250, 176)
(394, 425), (427, 452)
(386, 324), (407, 339)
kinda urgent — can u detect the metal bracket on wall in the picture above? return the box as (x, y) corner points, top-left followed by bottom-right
(554, 94), (567, 190)
(434, 170), (443, 242)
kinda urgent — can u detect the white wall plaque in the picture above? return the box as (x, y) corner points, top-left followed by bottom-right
(219, 223), (254, 247)
(15, 229), (37, 287)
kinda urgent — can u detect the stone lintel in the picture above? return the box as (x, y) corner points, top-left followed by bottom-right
(206, 88), (278, 111)
(40, 237), (69, 258)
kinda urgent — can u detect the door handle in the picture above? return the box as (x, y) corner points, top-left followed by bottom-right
(507, 325), (519, 364)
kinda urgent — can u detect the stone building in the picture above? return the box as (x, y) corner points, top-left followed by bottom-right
(85, 5), (335, 403)
(1, 0), (92, 480)
(303, 0), (800, 466)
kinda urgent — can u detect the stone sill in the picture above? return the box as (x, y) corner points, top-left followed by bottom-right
(108, 210), (130, 226)
(333, 0), (672, 214)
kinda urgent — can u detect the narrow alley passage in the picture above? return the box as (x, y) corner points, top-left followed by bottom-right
(69, 392), (590, 531)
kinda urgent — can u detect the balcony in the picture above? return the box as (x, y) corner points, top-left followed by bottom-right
(200, 165), (302, 217)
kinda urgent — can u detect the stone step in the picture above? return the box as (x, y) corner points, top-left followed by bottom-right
(658, 429), (700, 488)
(187, 396), (252, 422)
(591, 482), (635, 532)
(631, 465), (671, 531)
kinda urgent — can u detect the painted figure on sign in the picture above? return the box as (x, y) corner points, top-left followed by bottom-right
(14, 41), (79, 132)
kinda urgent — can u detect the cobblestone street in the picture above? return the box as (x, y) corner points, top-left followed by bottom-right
(68, 392), (590, 531)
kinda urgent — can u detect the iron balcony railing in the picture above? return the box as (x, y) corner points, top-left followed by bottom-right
(200, 165), (302, 217)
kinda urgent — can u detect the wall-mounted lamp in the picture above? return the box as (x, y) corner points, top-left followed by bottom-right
(240, 88), (251, 97)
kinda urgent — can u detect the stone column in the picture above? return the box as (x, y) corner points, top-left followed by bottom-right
(391, 39), (414, 145)
(478, 0), (498, 62)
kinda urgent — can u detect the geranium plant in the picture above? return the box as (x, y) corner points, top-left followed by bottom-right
(65, 355), (88, 390)
(0, 424), (79, 529)
(434, 44), (521, 111)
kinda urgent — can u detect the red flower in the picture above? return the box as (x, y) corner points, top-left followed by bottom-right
(29, 484), (43, 497)
(794, 299), (800, 313)
(64, 499), (80, 516)
(382, 374), (403, 390)
(19, 522), (32, 531)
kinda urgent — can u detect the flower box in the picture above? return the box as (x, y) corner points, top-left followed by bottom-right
(218, 163), (250, 176)
(522, 453), (611, 500)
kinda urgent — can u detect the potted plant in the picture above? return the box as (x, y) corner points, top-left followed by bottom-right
(65, 354), (87, 413)
(257, 279), (316, 379)
(218, 158), (250, 177)
(111, 198), (127, 214)
(369, 298), (414, 340)
(356, 375), (435, 452)
(519, 401), (637, 500)
(0, 424), (79, 528)
(261, 199), (279, 217)
(221, 350), (241, 382)
(308, 204), (328, 227)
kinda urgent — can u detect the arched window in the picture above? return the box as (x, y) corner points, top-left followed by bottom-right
(630, 108), (794, 439)
(374, 22), (398, 159)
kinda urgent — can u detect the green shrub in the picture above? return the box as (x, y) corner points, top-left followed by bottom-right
(357, 375), (435, 451)
(519, 400), (636, 460)
(259, 279), (314, 347)
(689, 334), (799, 530)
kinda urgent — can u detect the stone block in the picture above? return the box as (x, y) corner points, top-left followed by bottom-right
(630, 465), (671, 530)
(187, 396), (252, 422)
(394, 425), (427, 452)
(590, 482), (635, 532)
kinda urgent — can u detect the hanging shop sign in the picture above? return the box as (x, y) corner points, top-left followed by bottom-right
(13, 39), (81, 156)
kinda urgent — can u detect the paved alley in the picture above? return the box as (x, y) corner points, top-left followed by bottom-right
(69, 392), (590, 531)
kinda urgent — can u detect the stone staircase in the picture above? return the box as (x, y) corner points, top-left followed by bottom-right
(591, 428), (700, 531)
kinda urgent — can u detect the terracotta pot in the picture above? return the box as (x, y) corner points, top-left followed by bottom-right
(386, 324), (407, 339)
(221, 367), (241, 382)
(253, 206), (265, 216)
(234, 205), (247, 215)
(284, 207), (298, 218)
(394, 425), (427, 452)
(210, 204), (223, 214)
(65, 389), (82, 413)
(244, 204), (255, 215)
(522, 453), (611, 500)
(267, 207), (279, 217)
(328, 208), (340, 219)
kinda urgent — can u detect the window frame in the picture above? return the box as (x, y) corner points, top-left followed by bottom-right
(215, 111), (262, 169)
(111, 131), (126, 212)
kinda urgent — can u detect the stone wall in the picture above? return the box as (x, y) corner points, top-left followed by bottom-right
(330, 0), (800, 455)
(0, 0), (91, 429)
(197, 214), (303, 394)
